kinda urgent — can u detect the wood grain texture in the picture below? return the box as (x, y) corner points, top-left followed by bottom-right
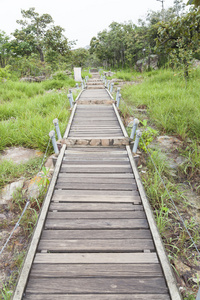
(45, 218), (149, 229)
(50, 203), (143, 211)
(30, 263), (162, 278)
(24, 294), (170, 300)
(26, 278), (167, 294)
(47, 211), (145, 219)
(38, 238), (154, 252)
(41, 229), (152, 240)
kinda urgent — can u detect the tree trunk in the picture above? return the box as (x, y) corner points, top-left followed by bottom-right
(37, 45), (44, 62)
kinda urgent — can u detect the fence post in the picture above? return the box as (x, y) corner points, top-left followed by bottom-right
(76, 83), (79, 89)
(49, 130), (59, 155)
(107, 80), (110, 90)
(116, 87), (121, 102)
(67, 94), (73, 108)
(53, 118), (62, 140)
(110, 82), (114, 93)
(69, 89), (74, 103)
(117, 94), (121, 108)
(130, 118), (139, 139)
(196, 287), (200, 300)
(81, 80), (84, 89)
(132, 130), (142, 153)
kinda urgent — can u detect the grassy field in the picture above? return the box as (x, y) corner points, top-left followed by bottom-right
(0, 77), (76, 189)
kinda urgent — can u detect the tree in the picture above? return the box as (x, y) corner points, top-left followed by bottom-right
(156, 7), (200, 78)
(12, 8), (70, 63)
(0, 31), (11, 67)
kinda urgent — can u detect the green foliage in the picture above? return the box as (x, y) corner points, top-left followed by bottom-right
(139, 120), (159, 152)
(0, 66), (11, 81)
(156, 7), (200, 79)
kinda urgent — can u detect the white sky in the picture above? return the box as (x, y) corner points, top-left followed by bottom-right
(0, 0), (187, 48)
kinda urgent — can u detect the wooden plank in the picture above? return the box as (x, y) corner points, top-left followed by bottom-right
(61, 160), (129, 165)
(47, 211), (145, 219)
(126, 145), (181, 300)
(41, 229), (152, 240)
(58, 173), (133, 178)
(34, 252), (158, 264)
(13, 145), (67, 300)
(38, 239), (154, 252)
(26, 278), (168, 294)
(24, 294), (170, 300)
(30, 263), (162, 278)
(50, 203), (143, 211)
(52, 190), (138, 196)
(55, 183), (137, 191)
(56, 178), (134, 184)
(60, 167), (132, 173)
(45, 219), (148, 229)
(51, 195), (141, 203)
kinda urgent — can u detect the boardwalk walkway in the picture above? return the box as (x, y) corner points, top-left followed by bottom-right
(13, 71), (181, 300)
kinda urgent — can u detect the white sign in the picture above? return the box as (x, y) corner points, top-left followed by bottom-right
(74, 67), (82, 81)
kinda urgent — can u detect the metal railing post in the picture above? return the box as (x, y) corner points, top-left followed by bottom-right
(196, 287), (200, 300)
(130, 118), (139, 139)
(76, 83), (79, 89)
(81, 80), (84, 89)
(67, 94), (73, 108)
(49, 130), (59, 155)
(107, 80), (110, 90)
(117, 94), (121, 108)
(110, 83), (114, 93)
(53, 118), (62, 140)
(132, 130), (142, 153)
(69, 89), (74, 103)
(116, 87), (121, 102)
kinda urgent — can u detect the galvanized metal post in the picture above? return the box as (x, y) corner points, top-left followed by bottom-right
(130, 118), (139, 139)
(116, 87), (121, 102)
(110, 82), (114, 93)
(49, 130), (59, 155)
(81, 80), (84, 89)
(76, 83), (79, 89)
(105, 79), (107, 87)
(53, 118), (62, 140)
(67, 94), (73, 108)
(107, 80), (110, 90)
(132, 130), (142, 153)
(69, 89), (74, 103)
(117, 94), (121, 108)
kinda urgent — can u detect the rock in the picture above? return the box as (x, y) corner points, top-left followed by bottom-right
(27, 173), (43, 200)
(20, 76), (46, 82)
(192, 59), (200, 69)
(135, 55), (158, 72)
(0, 179), (25, 204)
(0, 147), (43, 165)
(90, 139), (101, 146)
(0, 214), (6, 219)
(157, 136), (182, 151)
(76, 140), (89, 146)
(63, 139), (76, 146)
(101, 139), (110, 146)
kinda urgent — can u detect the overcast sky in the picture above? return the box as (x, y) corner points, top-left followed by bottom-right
(0, 0), (187, 48)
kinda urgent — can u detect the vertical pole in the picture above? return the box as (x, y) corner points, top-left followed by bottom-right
(116, 87), (121, 102)
(107, 80), (110, 90)
(132, 130), (142, 153)
(81, 80), (84, 89)
(49, 130), (59, 155)
(130, 118), (139, 139)
(110, 83), (114, 93)
(76, 83), (79, 89)
(105, 79), (107, 87)
(117, 94), (121, 108)
(196, 287), (200, 300)
(53, 118), (62, 140)
(69, 89), (74, 103)
(67, 94), (73, 108)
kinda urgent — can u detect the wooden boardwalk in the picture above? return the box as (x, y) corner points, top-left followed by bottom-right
(13, 72), (181, 300)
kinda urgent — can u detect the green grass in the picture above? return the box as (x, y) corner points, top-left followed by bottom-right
(0, 81), (73, 151)
(122, 68), (200, 140)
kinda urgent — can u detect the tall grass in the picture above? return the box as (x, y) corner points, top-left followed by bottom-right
(0, 80), (73, 152)
(122, 68), (200, 140)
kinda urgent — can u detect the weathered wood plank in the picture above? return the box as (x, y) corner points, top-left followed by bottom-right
(41, 229), (151, 240)
(50, 203), (143, 211)
(24, 294), (170, 300)
(38, 239), (154, 252)
(52, 190), (138, 196)
(45, 219), (148, 229)
(51, 195), (141, 203)
(60, 167), (132, 173)
(55, 183), (137, 191)
(58, 173), (133, 178)
(34, 252), (158, 264)
(57, 177), (134, 184)
(62, 160), (130, 165)
(30, 263), (162, 278)
(26, 278), (167, 294)
(47, 211), (145, 219)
